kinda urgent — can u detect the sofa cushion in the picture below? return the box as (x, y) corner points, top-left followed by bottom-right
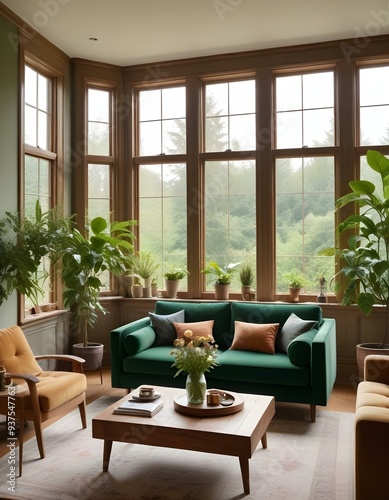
(123, 346), (182, 377)
(276, 313), (317, 353)
(173, 320), (214, 341)
(155, 301), (232, 350)
(149, 309), (185, 346)
(213, 349), (310, 386)
(123, 326), (156, 355)
(230, 321), (278, 354)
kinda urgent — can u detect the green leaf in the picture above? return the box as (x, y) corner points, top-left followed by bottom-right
(90, 217), (107, 235)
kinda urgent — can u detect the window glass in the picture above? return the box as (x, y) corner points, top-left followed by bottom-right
(88, 164), (110, 221)
(276, 71), (334, 148)
(88, 89), (110, 155)
(275, 157), (335, 293)
(139, 163), (187, 286)
(204, 160), (256, 291)
(359, 66), (389, 145)
(24, 65), (51, 149)
(139, 87), (186, 156)
(205, 80), (255, 152)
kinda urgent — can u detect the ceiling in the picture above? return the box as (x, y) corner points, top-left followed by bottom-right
(2, 0), (389, 66)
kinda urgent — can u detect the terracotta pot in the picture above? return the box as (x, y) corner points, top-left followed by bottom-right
(241, 285), (251, 300)
(289, 287), (300, 302)
(72, 342), (104, 371)
(165, 279), (180, 298)
(131, 285), (143, 298)
(356, 343), (389, 382)
(215, 284), (230, 300)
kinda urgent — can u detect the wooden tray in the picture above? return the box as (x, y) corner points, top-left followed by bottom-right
(173, 391), (244, 417)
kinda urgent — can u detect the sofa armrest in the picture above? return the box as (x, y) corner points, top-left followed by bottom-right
(311, 318), (337, 405)
(111, 317), (152, 387)
(287, 330), (316, 366)
(123, 326), (156, 355)
(364, 355), (389, 384)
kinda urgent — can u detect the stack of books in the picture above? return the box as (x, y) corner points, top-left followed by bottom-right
(113, 399), (163, 417)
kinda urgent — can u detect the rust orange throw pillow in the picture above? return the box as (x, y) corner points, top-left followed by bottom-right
(230, 321), (279, 354)
(173, 320), (214, 342)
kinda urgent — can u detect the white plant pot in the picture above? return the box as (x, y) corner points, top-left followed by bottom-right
(215, 284), (230, 300)
(165, 279), (180, 298)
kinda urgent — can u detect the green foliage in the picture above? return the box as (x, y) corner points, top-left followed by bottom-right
(239, 263), (255, 287)
(284, 271), (305, 289)
(0, 201), (71, 307)
(332, 150), (389, 345)
(163, 265), (189, 281)
(61, 217), (136, 346)
(132, 251), (159, 279)
(201, 261), (240, 285)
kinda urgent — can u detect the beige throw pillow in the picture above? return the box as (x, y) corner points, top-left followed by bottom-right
(173, 320), (214, 342)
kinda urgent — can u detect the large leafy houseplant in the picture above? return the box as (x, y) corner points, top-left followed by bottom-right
(332, 150), (389, 347)
(61, 216), (136, 347)
(0, 202), (69, 309)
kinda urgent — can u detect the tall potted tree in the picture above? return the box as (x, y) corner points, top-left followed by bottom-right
(331, 150), (389, 378)
(61, 216), (136, 371)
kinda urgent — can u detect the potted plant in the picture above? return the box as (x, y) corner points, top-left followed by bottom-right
(61, 216), (136, 371)
(284, 271), (304, 302)
(201, 261), (240, 300)
(163, 265), (189, 298)
(132, 251), (159, 297)
(0, 201), (70, 312)
(151, 278), (159, 297)
(239, 263), (255, 300)
(131, 278), (143, 298)
(330, 149), (389, 378)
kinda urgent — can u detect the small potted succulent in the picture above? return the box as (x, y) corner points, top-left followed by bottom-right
(284, 271), (304, 302)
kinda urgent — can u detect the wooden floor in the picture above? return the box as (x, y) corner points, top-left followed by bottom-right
(0, 368), (357, 459)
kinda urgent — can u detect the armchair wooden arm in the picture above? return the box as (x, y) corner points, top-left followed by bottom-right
(35, 354), (85, 373)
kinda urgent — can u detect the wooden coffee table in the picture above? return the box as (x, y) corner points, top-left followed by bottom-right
(92, 386), (275, 494)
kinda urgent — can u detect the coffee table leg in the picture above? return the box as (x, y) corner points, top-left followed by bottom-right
(239, 457), (250, 494)
(261, 431), (267, 449)
(102, 440), (113, 472)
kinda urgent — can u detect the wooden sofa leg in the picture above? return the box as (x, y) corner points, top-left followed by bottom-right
(310, 404), (316, 423)
(79, 399), (87, 429)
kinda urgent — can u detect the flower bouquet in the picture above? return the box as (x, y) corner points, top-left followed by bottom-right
(171, 330), (219, 404)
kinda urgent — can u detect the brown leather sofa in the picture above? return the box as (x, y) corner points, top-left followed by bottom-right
(355, 354), (389, 500)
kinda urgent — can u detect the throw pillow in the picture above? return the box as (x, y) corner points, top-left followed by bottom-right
(230, 321), (279, 354)
(276, 313), (317, 353)
(173, 320), (214, 342)
(149, 310), (185, 346)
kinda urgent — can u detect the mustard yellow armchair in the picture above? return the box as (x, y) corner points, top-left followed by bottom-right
(355, 354), (389, 500)
(0, 325), (87, 459)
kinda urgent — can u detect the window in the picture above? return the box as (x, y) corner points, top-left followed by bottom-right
(275, 70), (335, 294)
(24, 64), (55, 310)
(86, 87), (113, 289)
(203, 79), (256, 291)
(137, 86), (187, 283)
(359, 65), (389, 146)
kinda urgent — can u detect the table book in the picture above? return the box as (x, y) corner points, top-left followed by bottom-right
(113, 399), (163, 417)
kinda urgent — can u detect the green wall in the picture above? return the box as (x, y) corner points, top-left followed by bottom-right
(0, 14), (18, 327)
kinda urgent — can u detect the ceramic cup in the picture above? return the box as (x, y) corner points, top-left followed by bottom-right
(139, 386), (154, 398)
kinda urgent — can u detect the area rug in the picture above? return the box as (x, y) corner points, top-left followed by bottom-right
(0, 397), (355, 500)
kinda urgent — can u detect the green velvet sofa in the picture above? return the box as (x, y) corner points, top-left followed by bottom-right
(111, 301), (337, 421)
